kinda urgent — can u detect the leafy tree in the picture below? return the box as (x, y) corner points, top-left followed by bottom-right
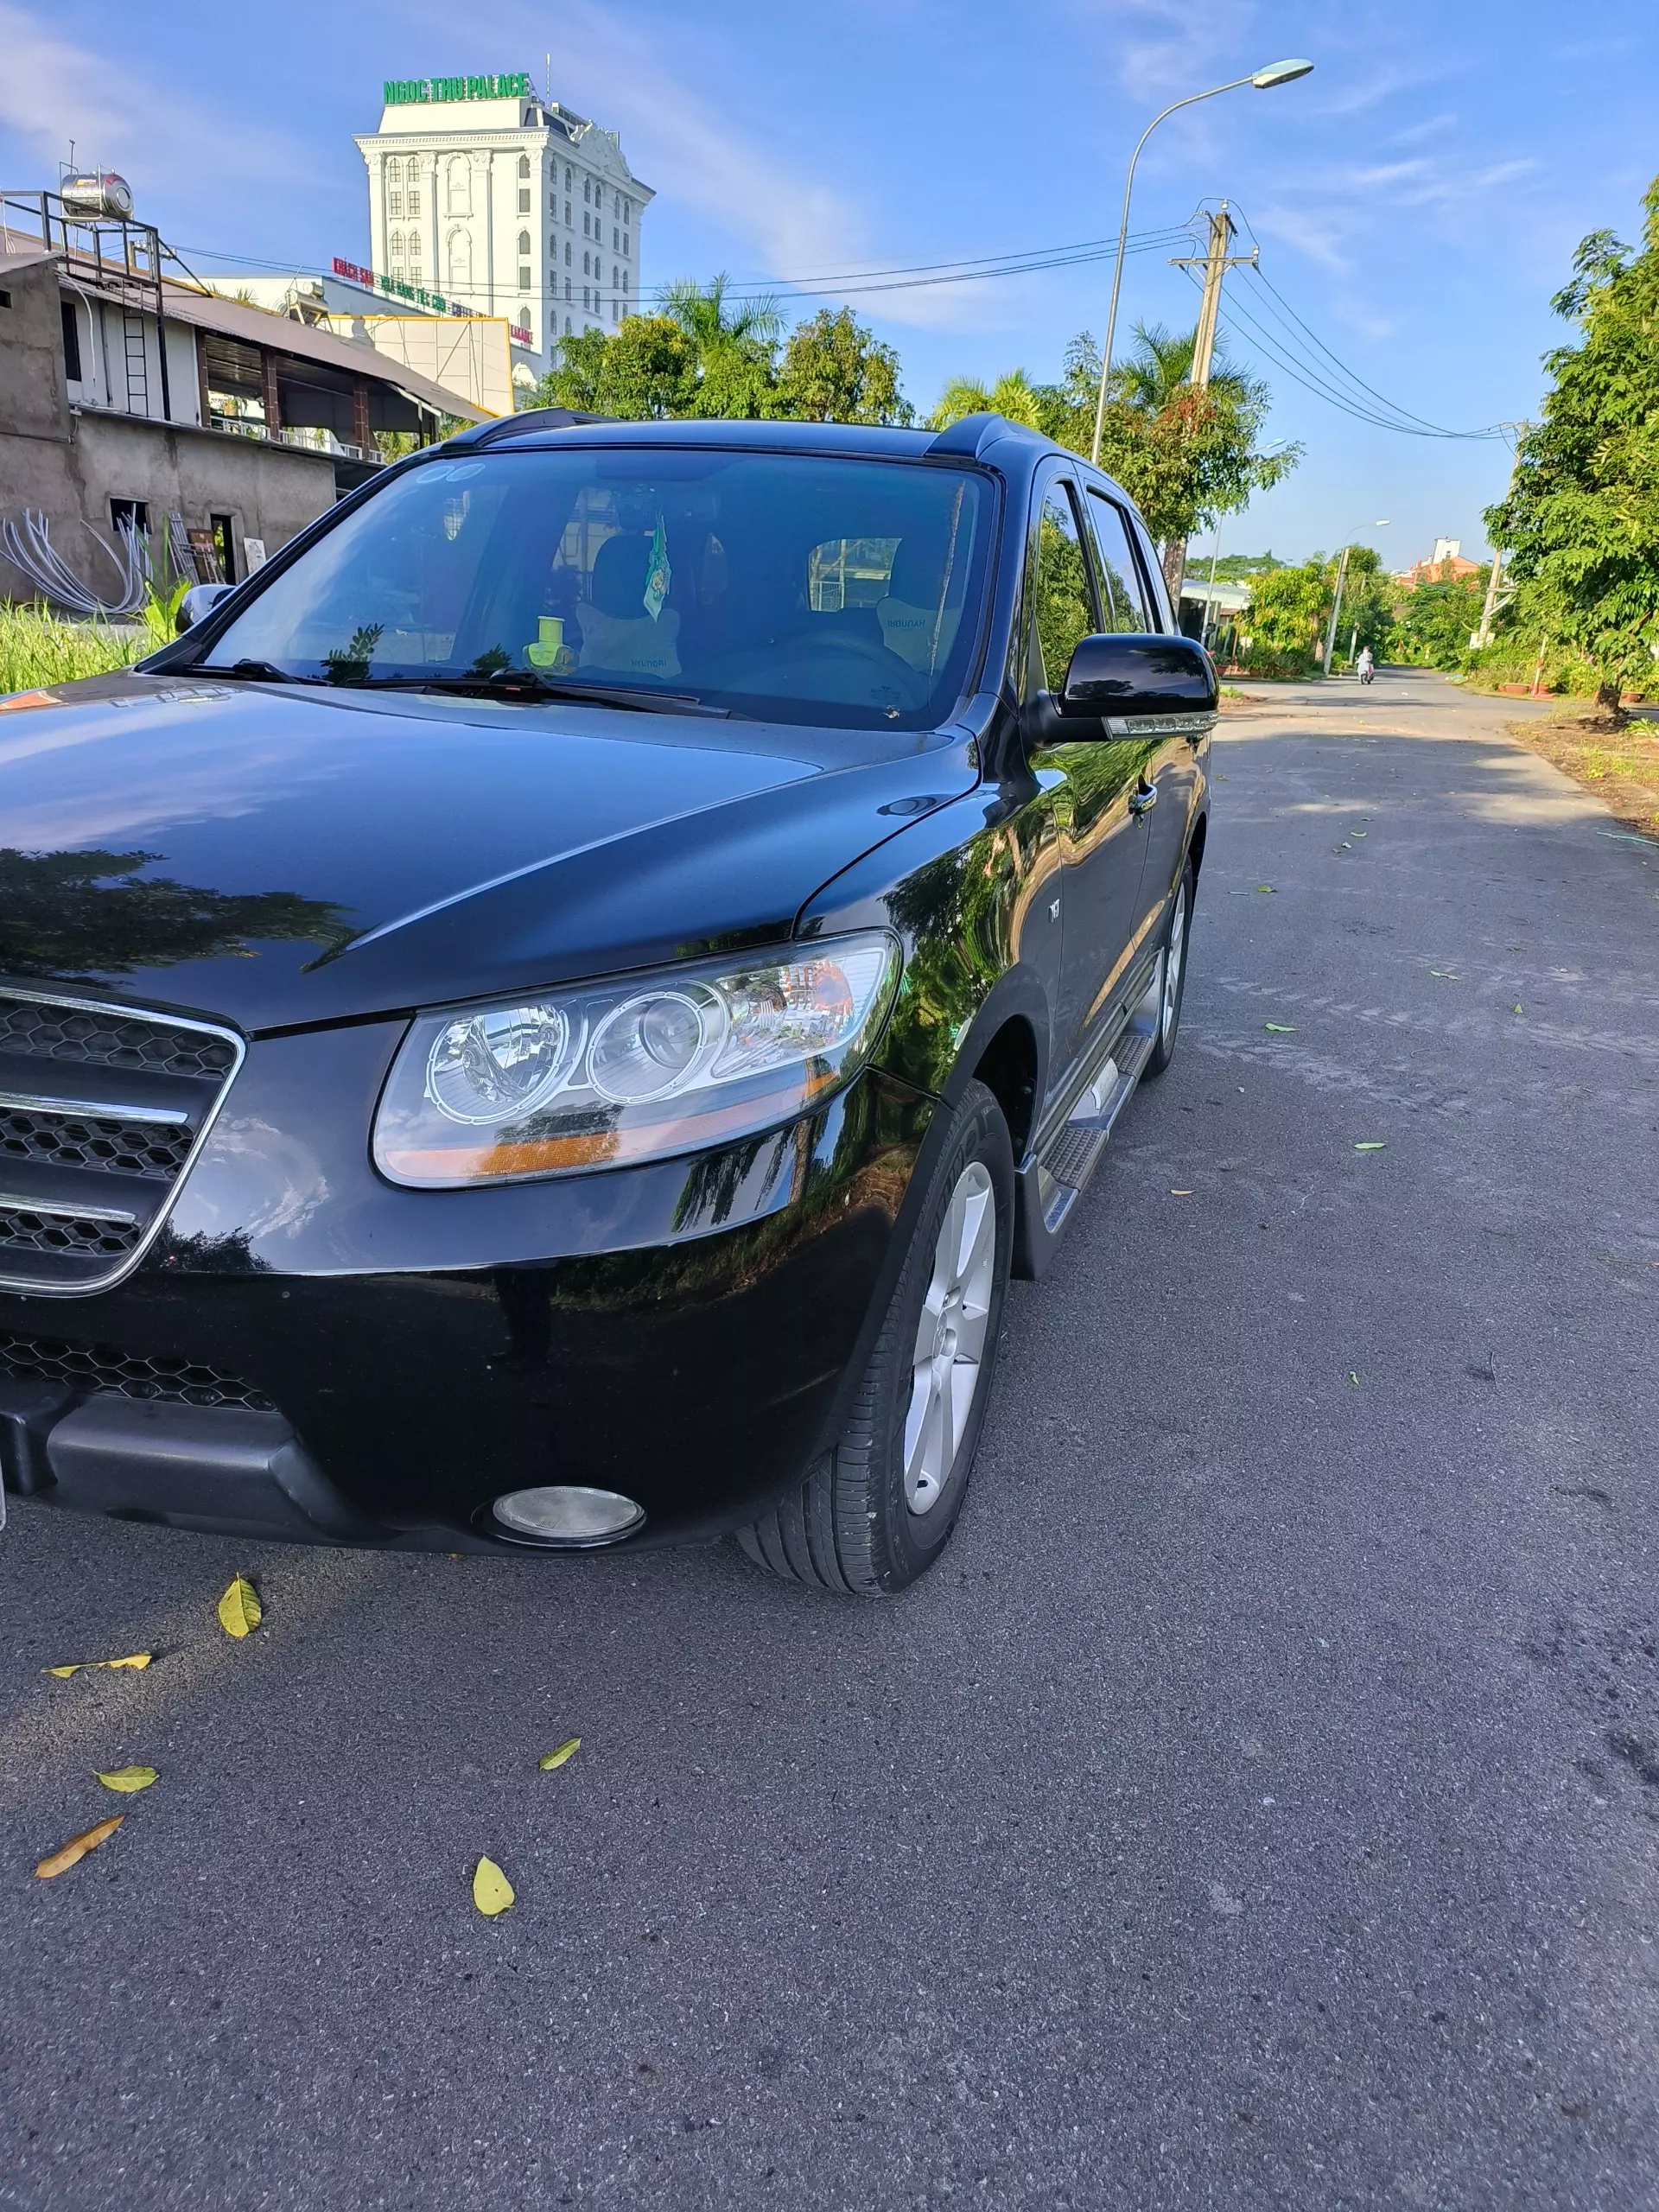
(531, 315), (696, 418)
(525, 282), (912, 427)
(1392, 568), (1487, 668)
(772, 308), (912, 425)
(1487, 177), (1659, 721)
(1241, 561), (1332, 673)
(929, 324), (1298, 597)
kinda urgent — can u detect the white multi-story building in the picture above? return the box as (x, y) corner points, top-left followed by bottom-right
(354, 71), (652, 388)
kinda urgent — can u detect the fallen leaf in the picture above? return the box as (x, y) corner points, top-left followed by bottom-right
(217, 1576), (262, 1639)
(1354, 1141), (1388, 1152)
(1512, 1003), (1523, 1014)
(539, 1738), (582, 1772)
(1348, 1371), (1361, 1387)
(473, 1856), (514, 1915)
(1170, 1189), (1193, 1196)
(35, 1815), (123, 1879)
(41, 1653), (153, 1677)
(104, 1654), (153, 1670)
(1255, 884), (1275, 893)
(43, 1666), (80, 1678)
(1264, 1022), (1296, 1033)
(95, 1765), (158, 1793)
(1428, 969), (1458, 980)
(1351, 830), (1367, 838)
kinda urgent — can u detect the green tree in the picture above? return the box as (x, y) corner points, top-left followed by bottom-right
(661, 275), (783, 418)
(1241, 561), (1332, 673)
(930, 324), (1298, 597)
(529, 315), (696, 417)
(1392, 568), (1487, 668)
(772, 308), (912, 424)
(1487, 176), (1659, 722)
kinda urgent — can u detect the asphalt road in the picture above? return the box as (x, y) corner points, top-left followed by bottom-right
(3, 669), (1658, 2211)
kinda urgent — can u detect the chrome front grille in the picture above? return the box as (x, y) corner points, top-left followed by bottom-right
(0, 988), (242, 1295)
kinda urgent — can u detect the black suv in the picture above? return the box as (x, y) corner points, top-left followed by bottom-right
(0, 410), (1213, 1593)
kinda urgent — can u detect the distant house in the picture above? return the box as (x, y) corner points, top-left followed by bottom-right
(1396, 537), (1482, 592)
(0, 181), (486, 608)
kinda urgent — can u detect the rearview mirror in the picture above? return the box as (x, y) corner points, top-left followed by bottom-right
(1059, 632), (1217, 718)
(176, 582), (236, 634)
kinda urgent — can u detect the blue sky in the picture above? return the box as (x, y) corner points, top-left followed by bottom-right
(4, 0), (1656, 568)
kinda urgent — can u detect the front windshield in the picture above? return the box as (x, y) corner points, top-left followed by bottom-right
(207, 446), (992, 730)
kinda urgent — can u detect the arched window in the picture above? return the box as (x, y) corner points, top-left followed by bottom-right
(518, 154), (530, 178)
(564, 314), (572, 334)
(385, 156), (401, 184)
(389, 230), (404, 264)
(612, 264), (619, 288)
(518, 230), (531, 257)
(518, 305), (531, 332)
(407, 231), (422, 270)
(447, 227), (472, 297)
(582, 250), (590, 276)
(445, 157), (471, 216)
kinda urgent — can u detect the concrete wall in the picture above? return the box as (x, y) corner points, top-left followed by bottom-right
(0, 402), (335, 604)
(0, 256), (71, 442)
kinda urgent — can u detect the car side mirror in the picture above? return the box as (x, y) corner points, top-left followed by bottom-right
(1059, 632), (1217, 719)
(176, 582), (237, 634)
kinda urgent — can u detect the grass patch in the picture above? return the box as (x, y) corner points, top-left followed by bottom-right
(0, 602), (151, 695)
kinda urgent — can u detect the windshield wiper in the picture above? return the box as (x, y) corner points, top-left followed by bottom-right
(195, 659), (326, 684)
(353, 669), (731, 718)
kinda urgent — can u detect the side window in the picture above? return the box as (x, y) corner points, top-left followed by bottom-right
(1031, 482), (1098, 694)
(1084, 489), (1154, 633)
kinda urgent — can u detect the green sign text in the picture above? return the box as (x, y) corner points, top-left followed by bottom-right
(383, 73), (532, 105)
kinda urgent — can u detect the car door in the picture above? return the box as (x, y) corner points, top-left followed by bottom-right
(1026, 475), (1156, 1082)
(1085, 487), (1198, 938)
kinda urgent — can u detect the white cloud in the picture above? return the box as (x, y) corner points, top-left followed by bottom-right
(0, 3), (299, 188)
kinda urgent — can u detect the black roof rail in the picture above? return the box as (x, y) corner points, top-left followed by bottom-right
(446, 406), (614, 449)
(925, 410), (1038, 460)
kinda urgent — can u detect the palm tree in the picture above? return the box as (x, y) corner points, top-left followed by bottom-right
(659, 275), (783, 356)
(1111, 320), (1250, 412)
(927, 370), (1046, 431)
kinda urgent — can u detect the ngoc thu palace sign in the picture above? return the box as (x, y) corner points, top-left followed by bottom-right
(383, 73), (532, 105)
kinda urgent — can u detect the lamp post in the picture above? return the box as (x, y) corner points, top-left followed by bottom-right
(1090, 59), (1313, 467)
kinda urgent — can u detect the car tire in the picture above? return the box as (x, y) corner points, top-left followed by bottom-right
(736, 1078), (1014, 1597)
(1141, 857), (1194, 1081)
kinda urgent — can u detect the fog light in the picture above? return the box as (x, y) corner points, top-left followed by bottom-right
(489, 1484), (645, 1547)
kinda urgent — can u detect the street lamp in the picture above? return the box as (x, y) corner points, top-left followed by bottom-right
(1089, 58), (1314, 466)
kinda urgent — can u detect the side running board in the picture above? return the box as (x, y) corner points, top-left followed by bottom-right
(1011, 966), (1161, 1279)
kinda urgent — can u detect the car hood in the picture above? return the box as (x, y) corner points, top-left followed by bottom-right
(0, 673), (980, 1031)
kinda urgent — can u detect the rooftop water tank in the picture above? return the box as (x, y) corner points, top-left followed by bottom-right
(60, 174), (135, 219)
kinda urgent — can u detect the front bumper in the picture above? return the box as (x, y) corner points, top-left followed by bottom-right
(0, 1019), (939, 1550)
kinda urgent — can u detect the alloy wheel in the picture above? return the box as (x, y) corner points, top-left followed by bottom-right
(902, 1160), (998, 1515)
(1160, 887), (1188, 1044)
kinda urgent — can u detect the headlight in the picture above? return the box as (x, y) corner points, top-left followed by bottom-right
(372, 931), (901, 1186)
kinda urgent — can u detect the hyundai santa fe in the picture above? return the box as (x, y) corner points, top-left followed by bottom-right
(0, 409), (1214, 1594)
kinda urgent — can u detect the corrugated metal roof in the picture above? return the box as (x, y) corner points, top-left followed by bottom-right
(158, 280), (486, 422)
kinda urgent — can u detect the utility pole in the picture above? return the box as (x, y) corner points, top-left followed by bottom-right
(1474, 423), (1529, 649)
(1163, 206), (1258, 605)
(1321, 544), (1351, 677)
(1177, 205), (1255, 391)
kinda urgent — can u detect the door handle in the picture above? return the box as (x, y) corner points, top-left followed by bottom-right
(1128, 779), (1158, 815)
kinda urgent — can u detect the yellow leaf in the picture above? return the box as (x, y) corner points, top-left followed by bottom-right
(95, 1766), (158, 1793)
(41, 1653), (153, 1677)
(103, 1653), (153, 1670)
(538, 1738), (582, 1772)
(217, 1576), (263, 1638)
(473, 1856), (514, 1916)
(43, 1665), (81, 1678)
(35, 1815), (124, 1879)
